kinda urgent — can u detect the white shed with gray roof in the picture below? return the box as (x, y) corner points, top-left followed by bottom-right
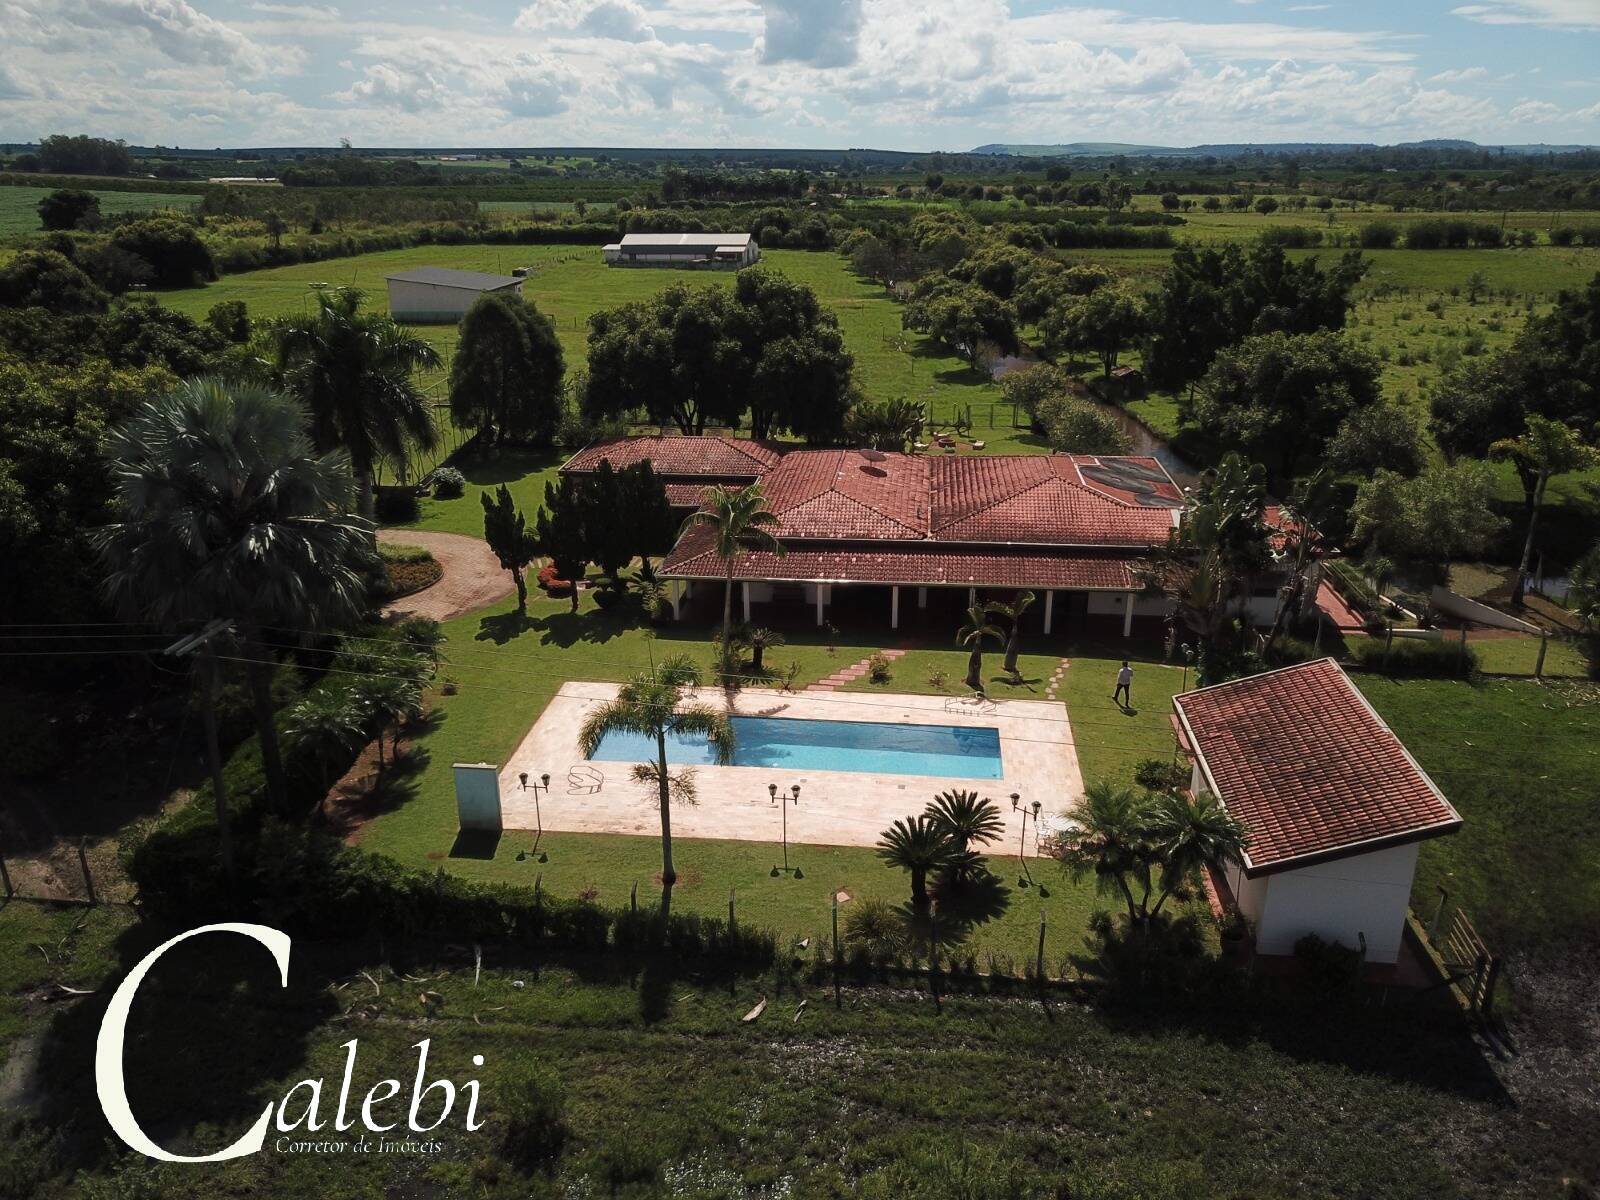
(384, 266), (524, 323)
(603, 232), (759, 269)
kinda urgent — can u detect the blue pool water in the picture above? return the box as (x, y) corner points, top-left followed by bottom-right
(587, 715), (1003, 780)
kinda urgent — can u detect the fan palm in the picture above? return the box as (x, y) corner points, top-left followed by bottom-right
(985, 590), (1036, 678)
(956, 603), (1005, 692)
(875, 815), (958, 912)
(265, 287), (442, 516)
(1050, 782), (1154, 922)
(96, 377), (375, 826)
(682, 483), (784, 674)
(577, 655), (734, 917)
(283, 690), (368, 783)
(351, 673), (425, 770)
(1142, 790), (1248, 917)
(924, 790), (1005, 855)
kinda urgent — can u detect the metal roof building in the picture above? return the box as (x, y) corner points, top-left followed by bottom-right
(602, 232), (760, 269)
(384, 266), (523, 323)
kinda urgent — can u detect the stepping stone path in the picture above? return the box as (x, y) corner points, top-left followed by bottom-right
(1043, 657), (1071, 702)
(806, 648), (906, 691)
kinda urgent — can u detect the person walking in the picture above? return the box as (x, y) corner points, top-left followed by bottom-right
(1113, 660), (1133, 710)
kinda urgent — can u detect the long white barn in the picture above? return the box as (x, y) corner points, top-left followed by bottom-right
(384, 267), (523, 323)
(602, 232), (760, 269)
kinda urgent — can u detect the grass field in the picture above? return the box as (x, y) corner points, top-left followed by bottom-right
(0, 184), (200, 235)
(4, 898), (1587, 1199)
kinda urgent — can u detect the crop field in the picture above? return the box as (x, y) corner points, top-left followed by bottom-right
(0, 184), (200, 235)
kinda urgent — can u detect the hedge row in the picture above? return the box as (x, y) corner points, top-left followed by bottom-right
(1347, 635), (1478, 677)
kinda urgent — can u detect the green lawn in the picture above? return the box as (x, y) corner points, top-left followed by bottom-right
(0, 184), (200, 235)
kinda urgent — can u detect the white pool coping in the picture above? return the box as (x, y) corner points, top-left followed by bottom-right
(497, 682), (1083, 852)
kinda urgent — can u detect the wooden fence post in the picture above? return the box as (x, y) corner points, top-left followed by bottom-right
(728, 888), (735, 933)
(630, 881), (638, 913)
(0, 839), (12, 900)
(1036, 911), (1047, 983)
(1535, 632), (1548, 679)
(78, 837), (96, 906)
(1383, 626), (1394, 671)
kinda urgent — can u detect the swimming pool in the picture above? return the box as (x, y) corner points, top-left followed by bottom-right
(587, 715), (1003, 780)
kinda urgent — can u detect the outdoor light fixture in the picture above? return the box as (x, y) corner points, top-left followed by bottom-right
(1010, 792), (1020, 811)
(521, 771), (549, 862)
(769, 783), (778, 803)
(519, 772), (528, 789)
(773, 783), (802, 878)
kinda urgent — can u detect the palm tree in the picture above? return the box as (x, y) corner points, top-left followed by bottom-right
(1570, 540), (1600, 629)
(1050, 782), (1153, 922)
(352, 673), (425, 771)
(985, 590), (1036, 679)
(577, 655), (734, 917)
(1490, 416), (1600, 605)
(875, 815), (957, 913)
(924, 790), (1005, 856)
(97, 377), (374, 827)
(283, 690), (368, 784)
(956, 603), (1005, 692)
(266, 287), (442, 516)
(682, 483), (784, 674)
(1142, 791), (1247, 917)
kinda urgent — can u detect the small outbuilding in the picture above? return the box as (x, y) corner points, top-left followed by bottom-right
(602, 232), (760, 269)
(384, 266), (524, 323)
(1172, 658), (1461, 966)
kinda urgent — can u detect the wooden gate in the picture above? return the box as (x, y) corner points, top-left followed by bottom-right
(1433, 908), (1501, 1019)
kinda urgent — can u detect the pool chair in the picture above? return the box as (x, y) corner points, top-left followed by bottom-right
(943, 695), (999, 716)
(566, 764), (604, 795)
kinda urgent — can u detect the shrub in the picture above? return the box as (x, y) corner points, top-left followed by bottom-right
(842, 898), (910, 961)
(373, 485), (420, 523)
(592, 583), (623, 610)
(1133, 758), (1187, 794)
(867, 652), (893, 684)
(1359, 222), (1399, 249)
(537, 562), (574, 597)
(1348, 635), (1476, 677)
(431, 466), (466, 498)
(500, 1062), (568, 1171)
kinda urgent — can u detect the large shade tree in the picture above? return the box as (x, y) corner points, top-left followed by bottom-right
(266, 287), (442, 515)
(577, 656), (733, 917)
(96, 377), (375, 834)
(448, 292), (565, 445)
(1489, 416), (1599, 605)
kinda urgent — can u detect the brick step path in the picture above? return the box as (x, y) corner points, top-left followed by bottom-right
(806, 649), (907, 692)
(1043, 657), (1071, 701)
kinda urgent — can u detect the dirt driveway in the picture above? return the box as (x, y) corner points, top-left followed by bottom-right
(377, 529), (515, 622)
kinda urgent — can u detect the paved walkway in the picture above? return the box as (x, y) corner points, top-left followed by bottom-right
(1313, 579), (1365, 631)
(377, 529), (516, 622)
(807, 648), (906, 691)
(1043, 657), (1071, 701)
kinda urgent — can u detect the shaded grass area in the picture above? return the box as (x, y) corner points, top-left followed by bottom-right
(1, 910), (1585, 1200)
(1354, 675), (1600, 957)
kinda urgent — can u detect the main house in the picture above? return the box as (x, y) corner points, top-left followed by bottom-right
(562, 435), (1189, 637)
(1172, 658), (1462, 966)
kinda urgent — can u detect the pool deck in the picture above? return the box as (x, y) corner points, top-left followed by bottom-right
(497, 683), (1083, 851)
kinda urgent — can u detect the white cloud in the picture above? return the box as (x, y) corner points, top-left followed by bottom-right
(3, 0), (296, 78)
(514, 0), (655, 42)
(1508, 98), (1563, 121)
(249, 3), (341, 19)
(759, 0), (862, 67)
(1452, 2), (1600, 31)
(1428, 66), (1490, 83)
(0, 64), (34, 100)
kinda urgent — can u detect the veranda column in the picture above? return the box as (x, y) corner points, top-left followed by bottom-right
(891, 585), (900, 630)
(815, 584), (825, 627)
(968, 586), (977, 608)
(1043, 590), (1054, 635)
(670, 579), (683, 621)
(1122, 591), (1136, 637)
(917, 586), (928, 609)
(742, 581), (751, 623)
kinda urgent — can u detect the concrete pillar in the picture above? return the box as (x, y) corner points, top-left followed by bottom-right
(1122, 591), (1136, 638)
(891, 585), (900, 630)
(968, 586), (977, 609)
(815, 584), (825, 627)
(1043, 590), (1054, 635)
(669, 579), (682, 621)
(917, 586), (928, 609)
(742, 581), (751, 624)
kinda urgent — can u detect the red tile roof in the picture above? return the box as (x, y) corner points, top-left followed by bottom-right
(1173, 659), (1460, 875)
(662, 526), (1140, 590)
(560, 434), (782, 480)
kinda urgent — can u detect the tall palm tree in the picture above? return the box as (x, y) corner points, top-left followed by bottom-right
(956, 603), (1005, 692)
(577, 655), (734, 917)
(924, 789), (1005, 882)
(985, 590), (1036, 679)
(682, 483), (784, 674)
(1490, 416), (1600, 605)
(875, 815), (957, 913)
(266, 287), (442, 516)
(97, 377), (375, 827)
(1142, 790), (1247, 917)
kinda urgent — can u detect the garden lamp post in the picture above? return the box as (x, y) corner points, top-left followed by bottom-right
(1181, 643), (1195, 691)
(518, 771), (551, 862)
(1017, 795), (1036, 888)
(770, 783), (803, 878)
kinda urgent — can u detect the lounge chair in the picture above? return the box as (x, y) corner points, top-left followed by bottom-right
(566, 764), (604, 795)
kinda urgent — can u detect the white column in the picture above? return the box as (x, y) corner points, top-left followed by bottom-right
(742, 581), (751, 623)
(815, 584), (825, 627)
(1122, 591), (1136, 637)
(917, 586), (928, 609)
(1043, 590), (1054, 635)
(670, 579), (682, 621)
(968, 586), (977, 608)
(891, 585), (900, 630)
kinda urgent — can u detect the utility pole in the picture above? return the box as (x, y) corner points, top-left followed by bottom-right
(165, 619), (236, 881)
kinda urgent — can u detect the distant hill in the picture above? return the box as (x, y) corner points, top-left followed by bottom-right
(970, 140), (1597, 158)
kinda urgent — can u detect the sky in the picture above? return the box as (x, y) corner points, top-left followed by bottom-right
(1, 0), (1598, 151)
